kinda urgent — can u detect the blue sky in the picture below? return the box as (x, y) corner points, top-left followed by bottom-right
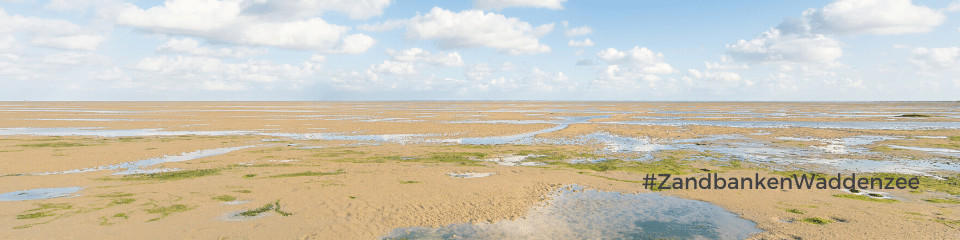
(0, 0), (958, 101)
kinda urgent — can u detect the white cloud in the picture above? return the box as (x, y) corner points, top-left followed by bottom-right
(114, 0), (375, 54)
(568, 39), (594, 47)
(474, 0), (565, 10)
(564, 26), (592, 37)
(687, 69), (750, 86)
(0, 9), (106, 51)
(42, 52), (110, 65)
(805, 0), (945, 35)
(387, 48), (463, 67)
(132, 55), (319, 90)
(909, 47), (960, 70)
(594, 46), (675, 86)
(726, 28), (842, 64)
(157, 38), (265, 58)
(30, 34), (106, 51)
(242, 0), (391, 20)
(370, 60), (417, 75)
(374, 7), (553, 55)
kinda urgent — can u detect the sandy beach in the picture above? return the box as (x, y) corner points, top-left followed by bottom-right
(0, 102), (958, 239)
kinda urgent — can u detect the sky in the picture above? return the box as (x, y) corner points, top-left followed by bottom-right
(0, 0), (959, 101)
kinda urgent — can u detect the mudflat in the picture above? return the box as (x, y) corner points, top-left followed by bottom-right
(0, 102), (958, 239)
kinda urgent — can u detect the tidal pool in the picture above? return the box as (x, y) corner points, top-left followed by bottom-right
(383, 186), (760, 240)
(30, 145), (257, 176)
(0, 187), (82, 201)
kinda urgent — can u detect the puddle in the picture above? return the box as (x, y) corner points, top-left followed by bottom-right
(222, 210), (272, 221)
(888, 145), (960, 158)
(457, 116), (608, 145)
(798, 158), (960, 177)
(383, 186), (760, 240)
(776, 136), (897, 154)
(0, 187), (82, 201)
(483, 155), (544, 166)
(447, 172), (495, 178)
(608, 120), (960, 130)
(30, 145), (257, 176)
(224, 200), (251, 205)
(839, 189), (892, 199)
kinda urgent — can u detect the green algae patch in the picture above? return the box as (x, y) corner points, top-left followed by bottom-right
(237, 200), (293, 217)
(833, 194), (897, 203)
(268, 169), (344, 178)
(802, 217), (832, 225)
(786, 209), (805, 214)
(144, 204), (192, 222)
(924, 198), (960, 204)
(213, 195), (237, 202)
(116, 168), (222, 181)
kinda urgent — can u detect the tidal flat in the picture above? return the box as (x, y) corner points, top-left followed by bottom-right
(0, 102), (958, 239)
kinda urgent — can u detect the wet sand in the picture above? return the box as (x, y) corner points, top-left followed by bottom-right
(0, 102), (958, 239)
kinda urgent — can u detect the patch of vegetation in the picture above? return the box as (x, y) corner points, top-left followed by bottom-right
(144, 204), (192, 222)
(348, 196), (356, 199)
(949, 136), (960, 141)
(213, 195), (237, 202)
(118, 168), (222, 181)
(924, 198), (960, 204)
(243, 174), (257, 178)
(16, 142), (93, 147)
(309, 149), (366, 158)
(96, 192), (134, 198)
(867, 193), (884, 197)
(113, 213), (129, 219)
(267, 169), (344, 178)
(897, 114), (934, 118)
(238, 203), (274, 217)
(869, 173), (960, 195)
(234, 190), (252, 194)
(558, 156), (694, 175)
(833, 194), (898, 203)
(399, 180), (420, 184)
(111, 198), (136, 205)
(26, 203), (73, 212)
(236, 200), (293, 217)
(935, 219), (960, 227)
(802, 217), (832, 225)
(17, 212), (55, 219)
(398, 152), (488, 166)
(786, 209), (805, 214)
(848, 189), (860, 193)
(272, 200), (293, 216)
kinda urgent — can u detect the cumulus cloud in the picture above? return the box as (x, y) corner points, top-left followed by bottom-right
(909, 47), (960, 70)
(564, 26), (592, 37)
(687, 69), (750, 86)
(726, 28), (842, 64)
(114, 0), (376, 54)
(474, 0), (565, 10)
(370, 60), (417, 75)
(242, 0), (391, 20)
(594, 46), (675, 85)
(568, 39), (594, 47)
(726, 0), (945, 65)
(0, 9), (106, 51)
(157, 38), (265, 58)
(366, 7), (553, 55)
(386, 48), (464, 67)
(805, 0), (944, 35)
(132, 55), (319, 90)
